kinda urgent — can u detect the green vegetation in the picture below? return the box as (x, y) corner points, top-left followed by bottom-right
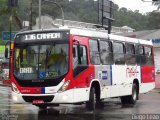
(0, 40), (7, 45)
(0, 45), (5, 53)
(0, 0), (160, 34)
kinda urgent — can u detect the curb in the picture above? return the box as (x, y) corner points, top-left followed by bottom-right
(0, 84), (10, 87)
(151, 89), (160, 93)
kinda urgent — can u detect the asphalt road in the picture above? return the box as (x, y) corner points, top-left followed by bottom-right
(0, 86), (160, 120)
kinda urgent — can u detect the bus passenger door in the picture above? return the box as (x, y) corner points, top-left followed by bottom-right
(72, 44), (91, 102)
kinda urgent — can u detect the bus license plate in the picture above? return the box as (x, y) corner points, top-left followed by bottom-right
(32, 100), (44, 104)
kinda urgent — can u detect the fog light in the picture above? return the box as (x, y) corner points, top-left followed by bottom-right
(62, 95), (68, 101)
(11, 83), (20, 94)
(13, 96), (18, 102)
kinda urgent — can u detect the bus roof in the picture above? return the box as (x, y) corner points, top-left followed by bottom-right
(70, 28), (109, 39)
(17, 28), (152, 46)
(109, 34), (153, 46)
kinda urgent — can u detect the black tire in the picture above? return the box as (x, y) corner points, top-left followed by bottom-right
(121, 83), (138, 105)
(95, 90), (104, 109)
(37, 105), (47, 110)
(86, 87), (95, 111)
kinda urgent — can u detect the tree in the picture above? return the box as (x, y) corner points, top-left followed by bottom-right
(147, 11), (160, 29)
(0, 0), (157, 34)
(0, 0), (22, 30)
(152, 0), (160, 9)
(113, 7), (148, 31)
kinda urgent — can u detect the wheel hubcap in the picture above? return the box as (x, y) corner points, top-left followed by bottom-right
(133, 89), (137, 100)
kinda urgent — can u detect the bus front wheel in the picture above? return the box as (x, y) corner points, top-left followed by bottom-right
(37, 105), (47, 110)
(86, 87), (95, 111)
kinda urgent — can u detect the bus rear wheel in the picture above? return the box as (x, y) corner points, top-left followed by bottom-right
(121, 83), (138, 105)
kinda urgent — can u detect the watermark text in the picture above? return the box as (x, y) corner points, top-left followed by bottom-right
(132, 114), (160, 120)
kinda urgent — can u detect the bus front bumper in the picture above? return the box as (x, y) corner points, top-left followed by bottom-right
(12, 89), (75, 104)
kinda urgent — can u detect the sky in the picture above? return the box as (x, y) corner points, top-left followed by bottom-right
(113, 0), (158, 13)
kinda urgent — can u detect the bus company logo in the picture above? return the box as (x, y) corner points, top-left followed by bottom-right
(36, 89), (40, 93)
(126, 66), (139, 78)
(49, 88), (55, 92)
(20, 89), (31, 93)
(98, 71), (108, 80)
(25, 33), (61, 41)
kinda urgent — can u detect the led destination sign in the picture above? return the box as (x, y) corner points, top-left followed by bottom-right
(25, 33), (61, 40)
(15, 30), (70, 44)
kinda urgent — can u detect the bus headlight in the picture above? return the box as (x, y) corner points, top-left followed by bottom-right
(58, 80), (70, 92)
(11, 83), (20, 94)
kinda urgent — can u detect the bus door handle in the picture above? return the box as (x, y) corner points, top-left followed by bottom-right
(121, 83), (127, 87)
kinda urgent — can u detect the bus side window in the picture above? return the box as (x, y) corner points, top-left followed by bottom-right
(125, 43), (136, 65)
(89, 40), (101, 65)
(113, 42), (125, 64)
(73, 45), (88, 78)
(144, 46), (153, 65)
(135, 45), (145, 65)
(139, 45), (146, 65)
(73, 45), (78, 69)
(100, 40), (113, 65)
(80, 46), (88, 65)
(135, 45), (140, 65)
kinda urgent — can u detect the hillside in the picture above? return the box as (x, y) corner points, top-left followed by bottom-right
(0, 0), (159, 36)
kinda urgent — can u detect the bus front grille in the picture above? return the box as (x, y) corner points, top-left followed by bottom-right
(22, 95), (54, 103)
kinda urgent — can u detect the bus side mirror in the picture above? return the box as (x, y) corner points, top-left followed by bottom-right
(5, 48), (9, 58)
(5, 41), (11, 59)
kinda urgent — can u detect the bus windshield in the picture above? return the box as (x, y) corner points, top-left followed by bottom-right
(14, 43), (69, 80)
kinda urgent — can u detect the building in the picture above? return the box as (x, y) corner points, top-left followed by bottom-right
(31, 15), (135, 33)
(53, 19), (135, 33)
